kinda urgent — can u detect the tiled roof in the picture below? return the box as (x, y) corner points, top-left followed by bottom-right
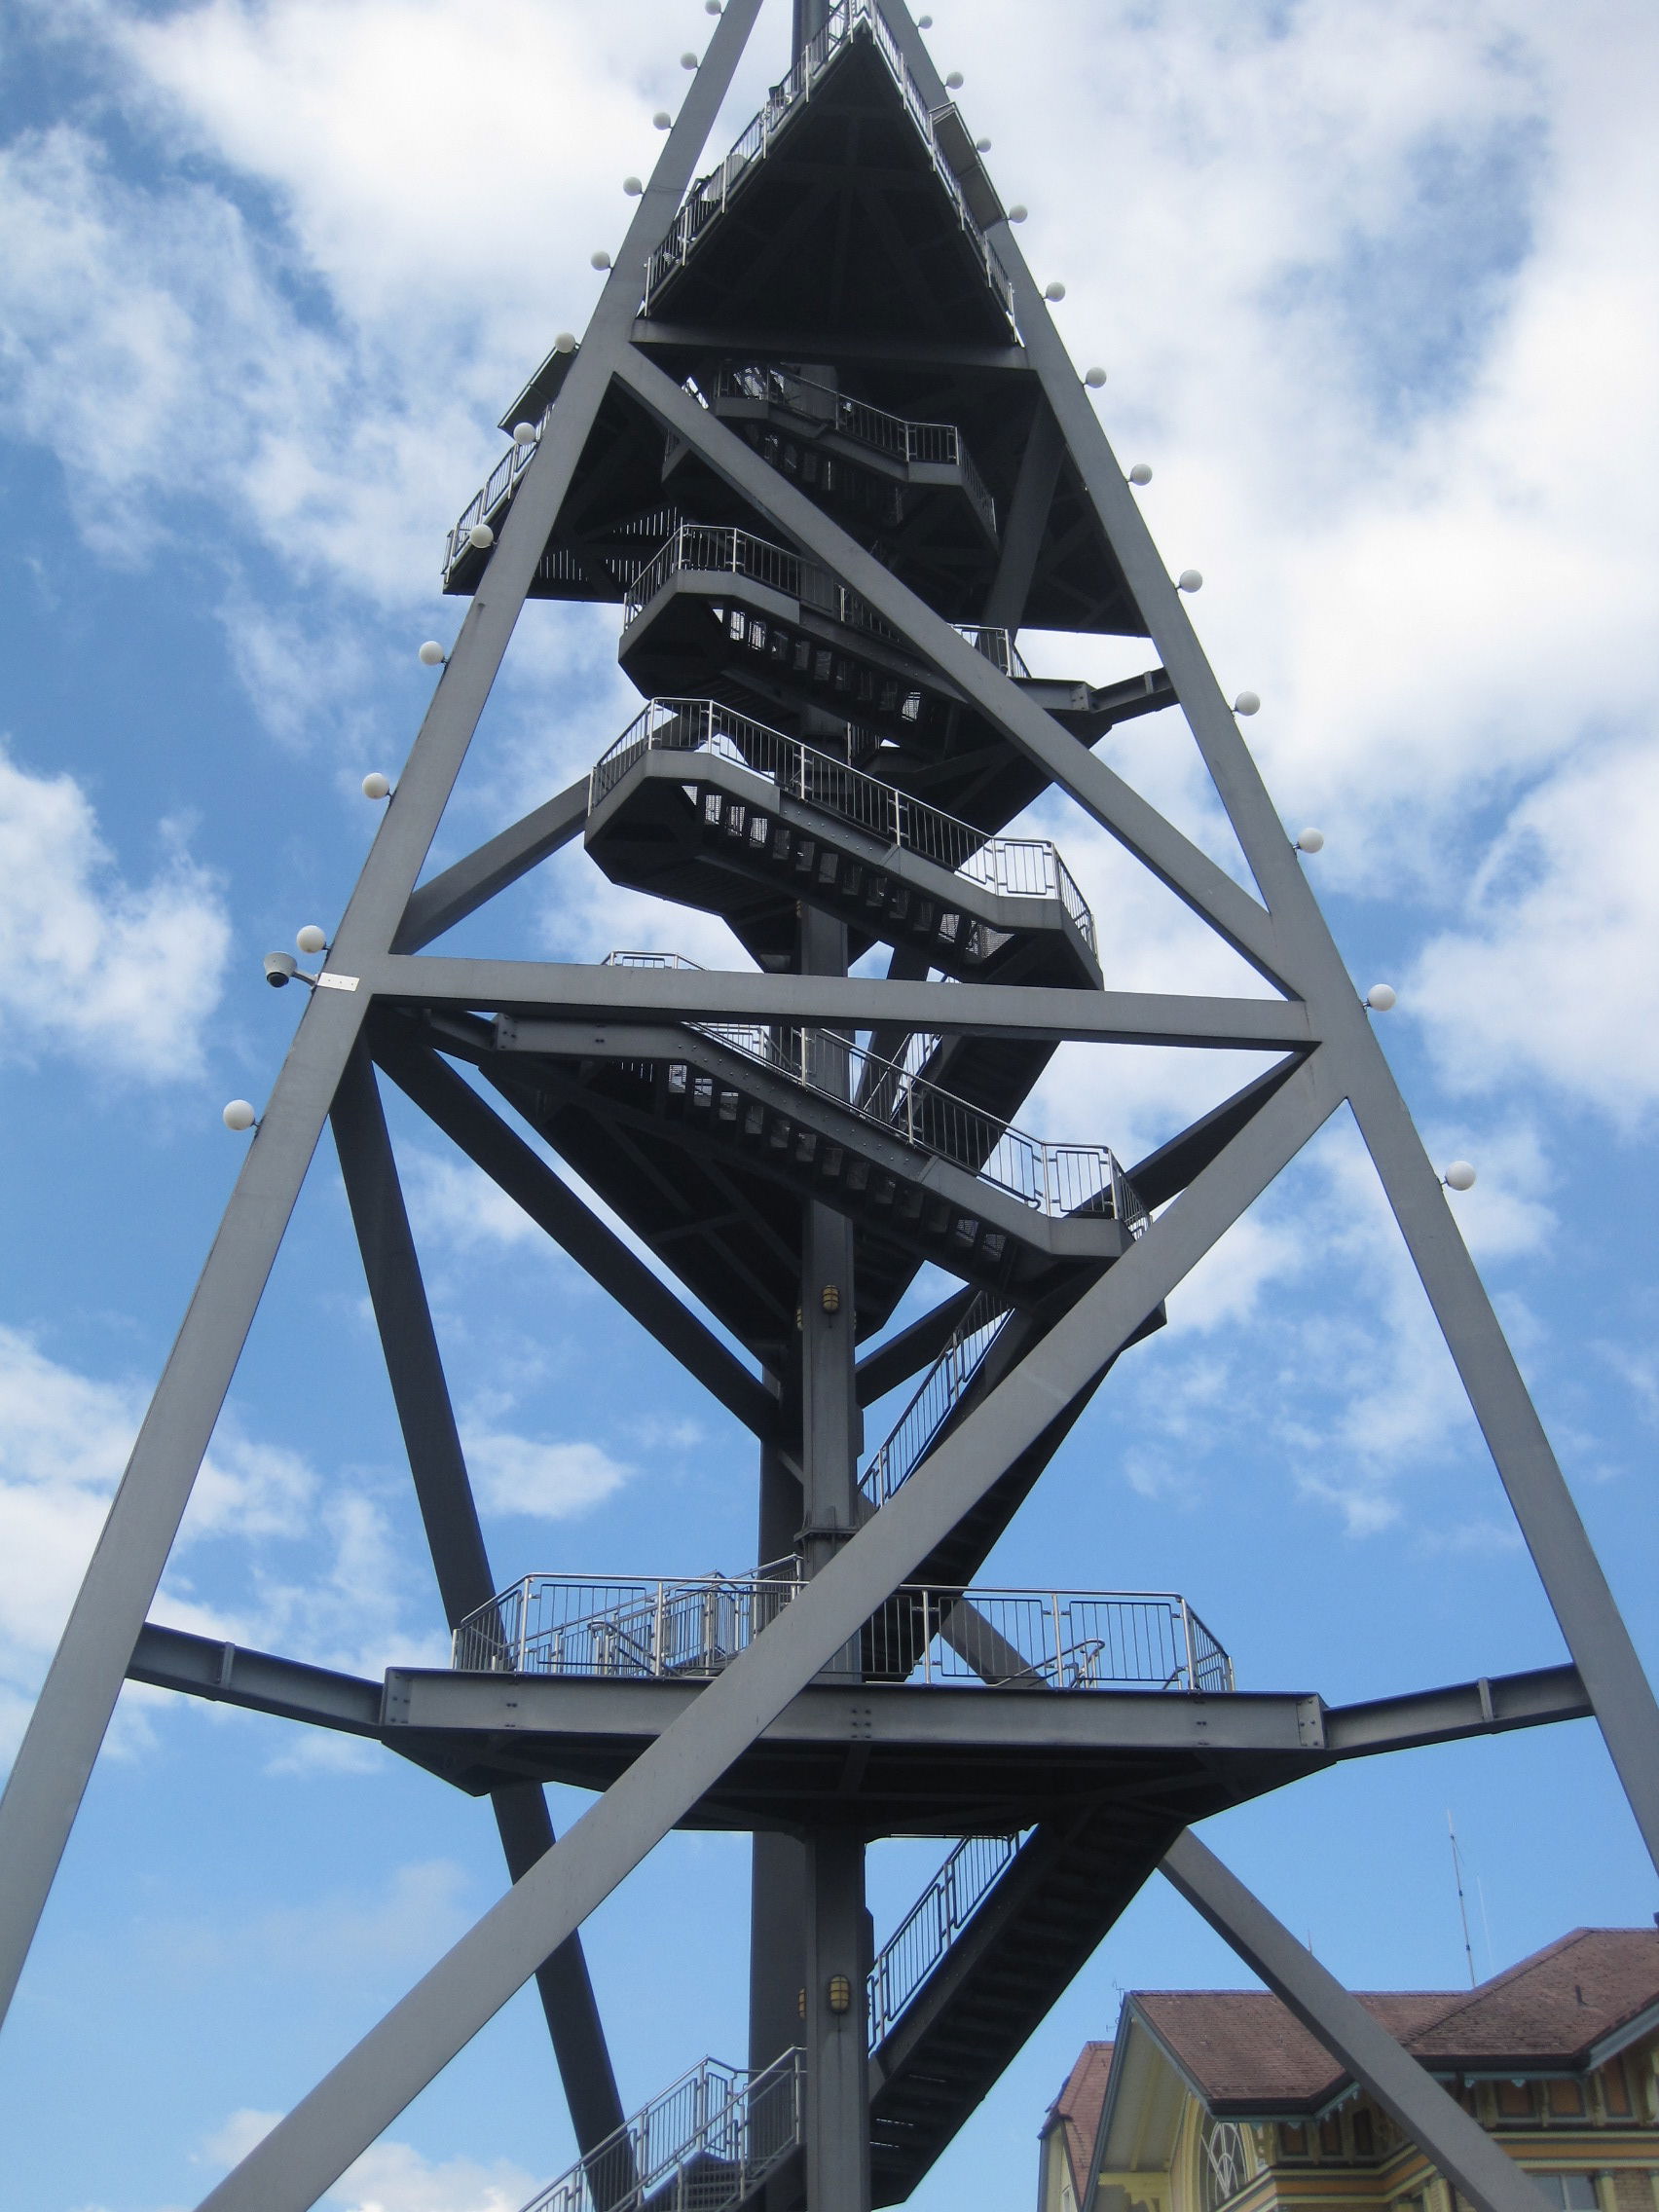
(1115, 1930), (1659, 2118)
(1045, 2040), (1116, 2195)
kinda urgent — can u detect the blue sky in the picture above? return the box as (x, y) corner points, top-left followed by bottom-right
(0, 2), (1655, 2208)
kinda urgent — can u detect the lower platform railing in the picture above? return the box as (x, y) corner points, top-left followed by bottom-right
(518, 2047), (803, 2212)
(452, 1572), (1234, 1695)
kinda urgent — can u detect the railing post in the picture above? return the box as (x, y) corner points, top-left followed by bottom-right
(1051, 1591), (1064, 1684)
(1181, 1598), (1197, 1691)
(517, 1575), (532, 1675)
(652, 1580), (666, 1678)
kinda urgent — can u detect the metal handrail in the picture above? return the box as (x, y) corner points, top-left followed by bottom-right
(867, 1833), (1024, 2047)
(619, 521), (900, 645)
(515, 2046), (804, 2212)
(589, 697), (1092, 949)
(715, 363), (997, 537)
(685, 1015), (1138, 1225)
(862, 1289), (1012, 1507)
(619, 527), (1028, 687)
(453, 1571), (1235, 1695)
(642, 0), (1014, 324)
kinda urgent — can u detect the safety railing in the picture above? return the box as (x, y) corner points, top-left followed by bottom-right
(862, 1289), (1012, 1507)
(444, 430), (540, 575)
(685, 1016), (1140, 1226)
(451, 1563), (802, 1677)
(642, 0), (1014, 323)
(960, 625), (1030, 679)
(858, 1586), (1235, 1694)
(589, 697), (1092, 949)
(619, 522), (902, 648)
(454, 1571), (1234, 1695)
(516, 2047), (803, 2212)
(867, 1832), (1024, 2048)
(715, 364), (997, 537)
(619, 528), (1032, 695)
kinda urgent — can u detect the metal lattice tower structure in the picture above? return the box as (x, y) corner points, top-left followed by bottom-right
(3, 5), (1654, 2209)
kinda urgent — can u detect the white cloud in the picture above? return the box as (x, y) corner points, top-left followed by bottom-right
(1408, 740), (1659, 1123)
(402, 1149), (545, 1252)
(165, 1859), (476, 1984)
(0, 1325), (447, 1762)
(0, 740), (229, 1081)
(200, 2108), (539, 2212)
(461, 1431), (631, 1522)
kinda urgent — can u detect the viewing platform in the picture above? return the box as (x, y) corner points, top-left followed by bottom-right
(451, 1569), (1233, 1697)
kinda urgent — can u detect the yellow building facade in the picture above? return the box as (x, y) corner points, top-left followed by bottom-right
(1040, 1931), (1659, 2212)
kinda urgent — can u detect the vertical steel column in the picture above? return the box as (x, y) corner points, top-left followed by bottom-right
(804, 1832), (873, 2212)
(751, 1421), (809, 2076)
(797, 903), (868, 2205)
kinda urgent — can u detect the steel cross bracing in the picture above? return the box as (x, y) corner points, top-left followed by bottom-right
(1, 4), (1653, 2212)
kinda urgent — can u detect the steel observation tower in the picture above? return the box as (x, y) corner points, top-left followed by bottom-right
(2, 5), (1654, 2211)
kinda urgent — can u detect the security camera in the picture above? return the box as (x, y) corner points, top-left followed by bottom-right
(263, 951), (298, 987)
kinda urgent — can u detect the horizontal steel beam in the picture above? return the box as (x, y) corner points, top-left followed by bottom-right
(1323, 1664), (1590, 1756)
(129, 1624), (385, 1733)
(384, 1670), (1324, 1755)
(129, 1627), (1588, 1772)
(630, 320), (1032, 374)
(365, 956), (1310, 1050)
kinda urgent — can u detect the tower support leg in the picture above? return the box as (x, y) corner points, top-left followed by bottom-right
(803, 1832), (871, 2212)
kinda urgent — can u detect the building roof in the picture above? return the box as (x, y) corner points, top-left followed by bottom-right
(1045, 2041), (1116, 2196)
(1124, 1930), (1659, 2119)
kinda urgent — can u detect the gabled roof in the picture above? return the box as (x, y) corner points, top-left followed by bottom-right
(1088, 1929), (1659, 2156)
(1045, 2042), (1116, 2199)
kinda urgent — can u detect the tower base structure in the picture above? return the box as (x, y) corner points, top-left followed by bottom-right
(1, 7), (1653, 2211)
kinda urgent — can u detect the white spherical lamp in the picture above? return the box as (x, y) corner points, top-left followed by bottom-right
(1366, 983), (1397, 1013)
(512, 421), (538, 446)
(295, 925), (327, 956)
(1128, 463), (1153, 486)
(1177, 569), (1203, 593)
(1444, 1161), (1477, 1192)
(554, 332), (576, 353)
(653, 110), (672, 129)
(1044, 280), (1066, 301)
(706, 1), (722, 14)
(1085, 366), (1106, 388)
(1295, 827), (1324, 854)
(945, 70), (964, 89)
(418, 640), (445, 667)
(1007, 203), (1027, 223)
(222, 1099), (256, 1132)
(361, 772), (391, 800)
(591, 249), (612, 270)
(917, 13), (933, 24)
(1233, 690), (1261, 716)
(623, 175), (643, 197)
(681, 51), (698, 69)
(975, 136), (991, 153)
(466, 522), (494, 551)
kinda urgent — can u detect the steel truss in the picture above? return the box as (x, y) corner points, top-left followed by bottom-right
(1, 4), (1653, 2210)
